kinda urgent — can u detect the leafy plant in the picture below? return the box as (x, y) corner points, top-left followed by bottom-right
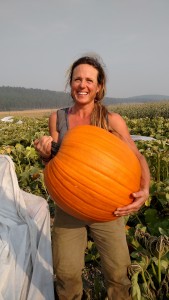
(127, 228), (169, 300)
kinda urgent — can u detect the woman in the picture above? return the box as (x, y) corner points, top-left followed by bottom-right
(34, 55), (150, 300)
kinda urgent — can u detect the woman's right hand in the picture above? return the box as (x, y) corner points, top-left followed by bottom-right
(34, 136), (53, 159)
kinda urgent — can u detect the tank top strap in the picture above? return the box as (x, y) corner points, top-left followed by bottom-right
(56, 107), (69, 145)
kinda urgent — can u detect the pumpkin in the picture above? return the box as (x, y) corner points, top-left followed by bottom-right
(44, 125), (141, 222)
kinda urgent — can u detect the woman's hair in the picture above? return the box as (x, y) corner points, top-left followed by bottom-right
(66, 55), (110, 130)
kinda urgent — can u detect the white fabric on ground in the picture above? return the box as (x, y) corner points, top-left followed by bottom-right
(0, 155), (55, 300)
(131, 135), (155, 141)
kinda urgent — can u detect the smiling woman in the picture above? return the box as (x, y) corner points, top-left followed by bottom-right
(34, 54), (150, 300)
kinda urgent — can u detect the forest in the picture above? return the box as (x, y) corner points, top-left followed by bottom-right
(0, 86), (169, 111)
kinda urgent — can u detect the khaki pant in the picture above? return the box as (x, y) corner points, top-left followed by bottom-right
(52, 207), (131, 300)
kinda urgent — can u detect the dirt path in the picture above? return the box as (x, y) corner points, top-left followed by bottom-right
(0, 109), (57, 118)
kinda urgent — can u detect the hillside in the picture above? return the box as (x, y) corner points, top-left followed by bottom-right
(0, 86), (169, 111)
(105, 94), (169, 105)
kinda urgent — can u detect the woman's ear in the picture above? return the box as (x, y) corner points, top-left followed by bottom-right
(97, 84), (101, 93)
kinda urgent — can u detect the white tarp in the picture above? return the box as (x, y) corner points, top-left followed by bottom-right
(0, 155), (55, 300)
(1, 116), (14, 122)
(131, 135), (156, 141)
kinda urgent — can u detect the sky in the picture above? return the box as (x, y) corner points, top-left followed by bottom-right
(0, 0), (169, 98)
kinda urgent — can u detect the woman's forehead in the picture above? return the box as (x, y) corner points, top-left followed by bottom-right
(72, 64), (98, 78)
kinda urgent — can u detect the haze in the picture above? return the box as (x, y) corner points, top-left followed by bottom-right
(0, 0), (169, 98)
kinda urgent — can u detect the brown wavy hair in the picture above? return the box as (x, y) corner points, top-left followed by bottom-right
(66, 55), (110, 130)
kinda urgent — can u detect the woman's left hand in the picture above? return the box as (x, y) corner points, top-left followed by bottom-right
(114, 189), (149, 217)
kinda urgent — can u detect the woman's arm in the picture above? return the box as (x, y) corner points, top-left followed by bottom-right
(108, 113), (150, 217)
(49, 111), (59, 141)
(34, 112), (58, 163)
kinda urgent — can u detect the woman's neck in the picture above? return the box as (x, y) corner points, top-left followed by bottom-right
(69, 103), (94, 119)
(68, 103), (94, 129)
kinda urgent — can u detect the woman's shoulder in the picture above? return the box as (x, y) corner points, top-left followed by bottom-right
(108, 111), (128, 132)
(108, 111), (124, 122)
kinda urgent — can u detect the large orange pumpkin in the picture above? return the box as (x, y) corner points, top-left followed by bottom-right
(44, 125), (141, 222)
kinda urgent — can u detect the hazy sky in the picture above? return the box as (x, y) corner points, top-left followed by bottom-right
(0, 0), (169, 98)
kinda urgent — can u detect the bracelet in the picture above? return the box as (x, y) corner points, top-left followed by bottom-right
(40, 155), (52, 163)
(39, 141), (60, 164)
(51, 141), (60, 156)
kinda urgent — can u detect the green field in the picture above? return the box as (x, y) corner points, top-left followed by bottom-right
(0, 101), (169, 299)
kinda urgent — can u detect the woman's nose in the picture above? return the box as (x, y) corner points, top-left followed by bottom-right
(79, 80), (86, 88)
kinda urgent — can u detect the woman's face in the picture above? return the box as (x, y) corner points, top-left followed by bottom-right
(70, 64), (100, 105)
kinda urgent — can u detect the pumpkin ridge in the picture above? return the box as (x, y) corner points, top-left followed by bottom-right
(60, 137), (134, 160)
(55, 152), (140, 194)
(48, 158), (133, 208)
(57, 147), (139, 177)
(61, 125), (136, 158)
(59, 137), (140, 177)
(47, 161), (122, 211)
(45, 164), (118, 219)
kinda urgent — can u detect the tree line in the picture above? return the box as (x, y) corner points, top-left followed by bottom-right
(0, 86), (72, 111)
(0, 86), (169, 111)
